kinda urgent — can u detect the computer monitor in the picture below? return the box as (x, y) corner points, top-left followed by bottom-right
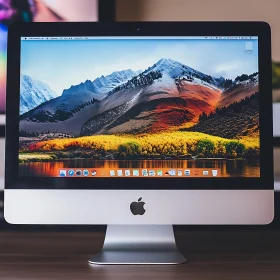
(5, 22), (274, 264)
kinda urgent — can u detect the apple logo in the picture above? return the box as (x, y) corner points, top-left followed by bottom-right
(130, 197), (146, 215)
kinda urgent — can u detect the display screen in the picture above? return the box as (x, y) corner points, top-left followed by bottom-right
(19, 36), (260, 178)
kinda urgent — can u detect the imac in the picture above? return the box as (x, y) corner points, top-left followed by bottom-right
(5, 22), (274, 264)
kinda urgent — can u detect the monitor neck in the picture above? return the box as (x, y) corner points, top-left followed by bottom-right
(88, 225), (187, 264)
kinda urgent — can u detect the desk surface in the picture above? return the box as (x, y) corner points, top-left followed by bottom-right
(0, 230), (280, 280)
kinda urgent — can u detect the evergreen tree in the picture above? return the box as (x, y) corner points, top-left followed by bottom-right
(224, 79), (233, 89)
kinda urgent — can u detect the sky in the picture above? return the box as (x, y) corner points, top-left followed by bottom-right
(20, 38), (258, 96)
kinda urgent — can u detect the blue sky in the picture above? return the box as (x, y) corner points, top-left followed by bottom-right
(21, 38), (258, 95)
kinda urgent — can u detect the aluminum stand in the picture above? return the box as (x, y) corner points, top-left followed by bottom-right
(89, 225), (187, 265)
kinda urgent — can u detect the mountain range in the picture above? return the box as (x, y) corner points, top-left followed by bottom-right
(20, 69), (139, 116)
(61, 69), (141, 99)
(20, 75), (58, 114)
(20, 58), (259, 138)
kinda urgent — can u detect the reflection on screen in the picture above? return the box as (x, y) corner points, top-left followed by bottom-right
(19, 37), (260, 179)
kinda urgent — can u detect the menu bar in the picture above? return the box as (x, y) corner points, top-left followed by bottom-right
(58, 168), (221, 178)
(21, 36), (258, 41)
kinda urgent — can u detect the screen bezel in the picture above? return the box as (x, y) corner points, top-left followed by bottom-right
(5, 22), (273, 190)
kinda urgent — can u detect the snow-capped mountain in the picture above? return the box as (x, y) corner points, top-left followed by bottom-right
(20, 58), (257, 137)
(145, 58), (199, 78)
(104, 69), (142, 88)
(20, 58), (225, 135)
(144, 58), (225, 88)
(20, 75), (57, 114)
(62, 69), (140, 98)
(20, 69), (140, 123)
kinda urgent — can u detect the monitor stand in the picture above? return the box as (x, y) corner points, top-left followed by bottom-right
(88, 225), (187, 265)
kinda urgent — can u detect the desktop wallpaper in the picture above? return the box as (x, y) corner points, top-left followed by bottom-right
(18, 38), (260, 178)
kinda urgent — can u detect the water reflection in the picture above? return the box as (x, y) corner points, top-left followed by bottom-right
(19, 159), (260, 177)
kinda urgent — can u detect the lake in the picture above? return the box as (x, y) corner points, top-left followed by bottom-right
(19, 159), (260, 177)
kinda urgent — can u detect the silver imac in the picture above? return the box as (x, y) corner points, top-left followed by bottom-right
(5, 22), (274, 264)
